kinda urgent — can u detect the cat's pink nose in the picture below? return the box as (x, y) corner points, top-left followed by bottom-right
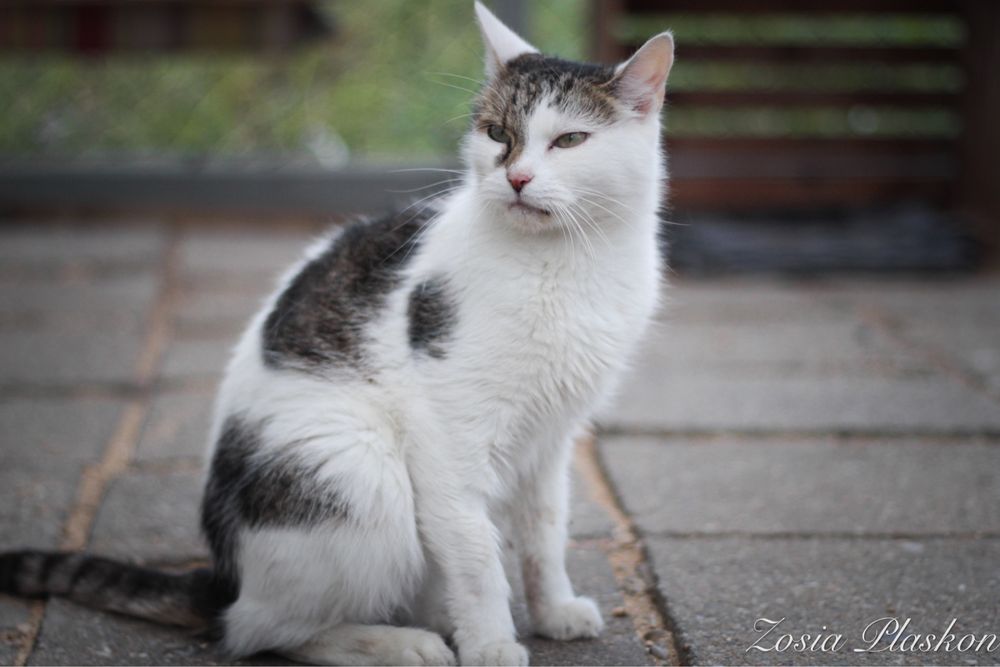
(507, 172), (533, 193)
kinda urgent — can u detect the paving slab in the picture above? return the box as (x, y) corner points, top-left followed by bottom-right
(637, 319), (930, 376)
(813, 278), (1000, 326)
(0, 595), (34, 665)
(604, 372), (1000, 434)
(158, 339), (233, 382)
(0, 398), (123, 468)
(0, 225), (165, 269)
(570, 469), (616, 540)
(0, 330), (144, 387)
(664, 281), (844, 325)
(90, 470), (207, 563)
(135, 390), (215, 463)
(600, 436), (1000, 536)
(0, 467), (85, 549)
(28, 598), (230, 666)
(899, 319), (1000, 380)
(647, 536), (1000, 665)
(0, 276), (158, 335)
(177, 231), (311, 279)
(0, 398), (125, 548)
(172, 289), (266, 341)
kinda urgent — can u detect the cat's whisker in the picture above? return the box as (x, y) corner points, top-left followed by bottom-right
(425, 78), (480, 96)
(567, 202), (610, 254)
(388, 178), (463, 195)
(389, 167), (465, 175)
(575, 194), (632, 230)
(425, 71), (486, 87)
(560, 205), (596, 260)
(568, 201), (612, 251)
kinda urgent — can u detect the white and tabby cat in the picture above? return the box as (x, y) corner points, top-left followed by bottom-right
(0, 4), (673, 665)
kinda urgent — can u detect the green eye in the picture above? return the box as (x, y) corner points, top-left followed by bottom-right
(486, 124), (509, 143)
(553, 132), (589, 149)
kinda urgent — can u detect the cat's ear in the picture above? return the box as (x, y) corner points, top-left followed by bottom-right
(474, 1), (538, 78)
(611, 32), (674, 117)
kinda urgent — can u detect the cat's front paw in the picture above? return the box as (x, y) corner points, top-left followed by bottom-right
(533, 596), (604, 640)
(460, 640), (529, 666)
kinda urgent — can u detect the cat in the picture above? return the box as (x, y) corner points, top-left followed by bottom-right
(0, 3), (673, 665)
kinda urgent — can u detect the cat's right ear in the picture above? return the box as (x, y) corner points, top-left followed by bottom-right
(474, 1), (538, 78)
(611, 32), (674, 118)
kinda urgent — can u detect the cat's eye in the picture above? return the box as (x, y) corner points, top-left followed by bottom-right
(486, 124), (509, 143)
(553, 132), (589, 149)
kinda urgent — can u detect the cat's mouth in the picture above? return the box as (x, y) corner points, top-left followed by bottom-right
(508, 200), (551, 217)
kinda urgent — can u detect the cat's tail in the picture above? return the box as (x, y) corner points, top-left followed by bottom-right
(0, 550), (236, 629)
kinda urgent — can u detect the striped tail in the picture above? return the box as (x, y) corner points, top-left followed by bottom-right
(0, 550), (236, 629)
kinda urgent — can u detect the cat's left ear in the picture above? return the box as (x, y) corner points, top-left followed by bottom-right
(611, 32), (674, 117)
(474, 1), (538, 78)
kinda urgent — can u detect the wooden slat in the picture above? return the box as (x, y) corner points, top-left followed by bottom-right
(668, 90), (959, 107)
(670, 44), (961, 64)
(668, 178), (953, 209)
(668, 144), (956, 181)
(666, 137), (956, 152)
(624, 0), (960, 13)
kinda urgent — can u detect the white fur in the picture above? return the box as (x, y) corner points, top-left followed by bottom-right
(205, 12), (672, 667)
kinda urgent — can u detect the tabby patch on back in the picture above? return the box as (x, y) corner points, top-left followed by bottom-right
(0, 3), (674, 665)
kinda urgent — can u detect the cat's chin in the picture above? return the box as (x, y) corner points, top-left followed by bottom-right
(502, 201), (556, 234)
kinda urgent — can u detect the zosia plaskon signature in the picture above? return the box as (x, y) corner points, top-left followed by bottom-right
(746, 617), (999, 654)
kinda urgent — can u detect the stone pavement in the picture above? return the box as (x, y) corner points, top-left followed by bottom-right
(1, 220), (998, 666)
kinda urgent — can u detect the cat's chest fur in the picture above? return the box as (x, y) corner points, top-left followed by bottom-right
(397, 197), (661, 481)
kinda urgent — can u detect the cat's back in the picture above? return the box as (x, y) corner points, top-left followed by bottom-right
(260, 207), (435, 372)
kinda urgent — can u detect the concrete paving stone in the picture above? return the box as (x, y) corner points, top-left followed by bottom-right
(664, 280), (844, 325)
(900, 319), (1000, 380)
(0, 398), (123, 468)
(0, 398), (124, 548)
(814, 278), (1000, 326)
(158, 339), (233, 381)
(638, 318), (931, 376)
(90, 470), (207, 563)
(0, 466), (84, 549)
(570, 468), (616, 540)
(158, 339), (231, 383)
(601, 436), (1000, 536)
(135, 390), (215, 463)
(0, 275), (158, 334)
(519, 542), (652, 666)
(172, 289), (267, 340)
(28, 598), (231, 666)
(604, 372), (1000, 434)
(647, 536), (1000, 665)
(177, 230), (311, 279)
(0, 224), (165, 269)
(0, 329), (143, 386)
(0, 595), (34, 665)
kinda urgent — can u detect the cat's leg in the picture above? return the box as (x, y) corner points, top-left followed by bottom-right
(409, 444), (528, 666)
(512, 437), (604, 641)
(282, 624), (455, 666)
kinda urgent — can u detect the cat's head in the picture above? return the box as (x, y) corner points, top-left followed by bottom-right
(465, 1), (673, 234)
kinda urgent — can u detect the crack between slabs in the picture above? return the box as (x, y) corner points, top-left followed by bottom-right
(574, 434), (691, 666)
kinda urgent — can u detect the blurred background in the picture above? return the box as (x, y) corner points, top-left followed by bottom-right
(1, 0), (997, 273)
(1, 6), (999, 664)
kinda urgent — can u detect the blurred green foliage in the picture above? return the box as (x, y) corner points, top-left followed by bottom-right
(0, 1), (585, 161)
(0, 4), (965, 159)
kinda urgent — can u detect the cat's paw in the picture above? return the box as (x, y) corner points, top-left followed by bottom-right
(398, 631), (458, 666)
(533, 596), (604, 641)
(460, 640), (529, 666)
